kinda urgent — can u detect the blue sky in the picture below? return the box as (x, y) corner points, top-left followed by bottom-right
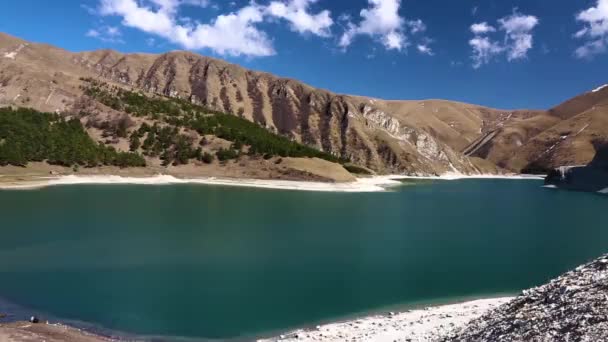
(1, 0), (607, 110)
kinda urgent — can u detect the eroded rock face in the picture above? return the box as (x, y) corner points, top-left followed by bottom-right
(444, 254), (608, 342)
(361, 104), (404, 138)
(0, 32), (518, 175)
(359, 105), (454, 168)
(3, 32), (608, 175)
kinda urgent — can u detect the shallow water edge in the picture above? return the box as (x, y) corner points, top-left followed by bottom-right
(1, 293), (516, 342)
(0, 173), (543, 192)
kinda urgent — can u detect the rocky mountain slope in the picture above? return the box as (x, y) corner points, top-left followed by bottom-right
(443, 254), (608, 341)
(465, 86), (608, 173)
(1, 32), (607, 175)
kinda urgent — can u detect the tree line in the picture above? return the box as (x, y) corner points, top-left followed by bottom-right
(82, 79), (346, 164)
(132, 122), (212, 166)
(0, 107), (146, 168)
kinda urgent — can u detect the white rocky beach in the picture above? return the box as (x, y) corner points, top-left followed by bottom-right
(0, 173), (543, 192)
(259, 297), (512, 342)
(0, 174), (407, 192)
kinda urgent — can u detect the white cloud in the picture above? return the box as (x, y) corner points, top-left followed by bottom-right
(469, 11), (539, 68)
(470, 22), (495, 35)
(498, 12), (539, 61)
(339, 0), (405, 50)
(338, 13), (351, 22)
(97, 0), (335, 57)
(86, 29), (100, 38)
(146, 0), (211, 12)
(181, 0), (212, 8)
(266, 0), (333, 37)
(407, 19), (426, 34)
(339, 0), (428, 52)
(574, 0), (608, 59)
(100, 0), (185, 37)
(469, 36), (503, 68)
(86, 25), (124, 43)
(576, 38), (607, 59)
(416, 44), (433, 55)
(106, 26), (122, 36)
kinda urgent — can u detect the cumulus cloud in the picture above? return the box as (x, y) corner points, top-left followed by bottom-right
(267, 0), (333, 37)
(99, 0), (273, 56)
(499, 12), (539, 60)
(339, 0), (428, 52)
(574, 0), (608, 59)
(470, 22), (495, 35)
(469, 11), (539, 68)
(97, 0), (334, 57)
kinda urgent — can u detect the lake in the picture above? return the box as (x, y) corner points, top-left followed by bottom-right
(0, 179), (606, 341)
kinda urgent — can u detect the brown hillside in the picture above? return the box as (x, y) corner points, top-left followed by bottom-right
(1, 32), (607, 175)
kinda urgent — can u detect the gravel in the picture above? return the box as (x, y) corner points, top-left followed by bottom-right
(443, 254), (608, 342)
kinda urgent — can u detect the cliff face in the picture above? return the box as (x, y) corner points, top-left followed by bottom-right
(1, 32), (607, 175)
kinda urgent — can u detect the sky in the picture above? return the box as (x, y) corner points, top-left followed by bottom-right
(1, 0), (607, 110)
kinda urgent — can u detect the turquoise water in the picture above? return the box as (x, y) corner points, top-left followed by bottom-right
(0, 179), (606, 340)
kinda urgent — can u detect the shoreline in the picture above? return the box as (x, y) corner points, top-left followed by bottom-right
(0, 295), (514, 342)
(0, 174), (406, 192)
(258, 296), (514, 342)
(0, 173), (544, 193)
(398, 173), (545, 180)
(0, 321), (115, 342)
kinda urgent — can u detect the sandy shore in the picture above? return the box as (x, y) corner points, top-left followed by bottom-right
(0, 297), (512, 342)
(0, 174), (410, 192)
(0, 321), (113, 342)
(399, 173), (545, 180)
(259, 297), (513, 342)
(0, 172), (543, 193)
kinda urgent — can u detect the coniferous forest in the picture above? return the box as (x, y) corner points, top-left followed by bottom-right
(0, 79), (349, 170)
(0, 107), (146, 168)
(82, 79), (346, 165)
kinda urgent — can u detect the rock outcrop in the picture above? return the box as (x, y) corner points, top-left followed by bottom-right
(545, 141), (608, 193)
(444, 254), (608, 341)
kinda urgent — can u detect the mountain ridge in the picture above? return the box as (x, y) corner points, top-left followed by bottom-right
(1, 31), (606, 176)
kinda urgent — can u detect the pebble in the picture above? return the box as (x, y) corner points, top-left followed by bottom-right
(263, 254), (608, 342)
(443, 253), (608, 342)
